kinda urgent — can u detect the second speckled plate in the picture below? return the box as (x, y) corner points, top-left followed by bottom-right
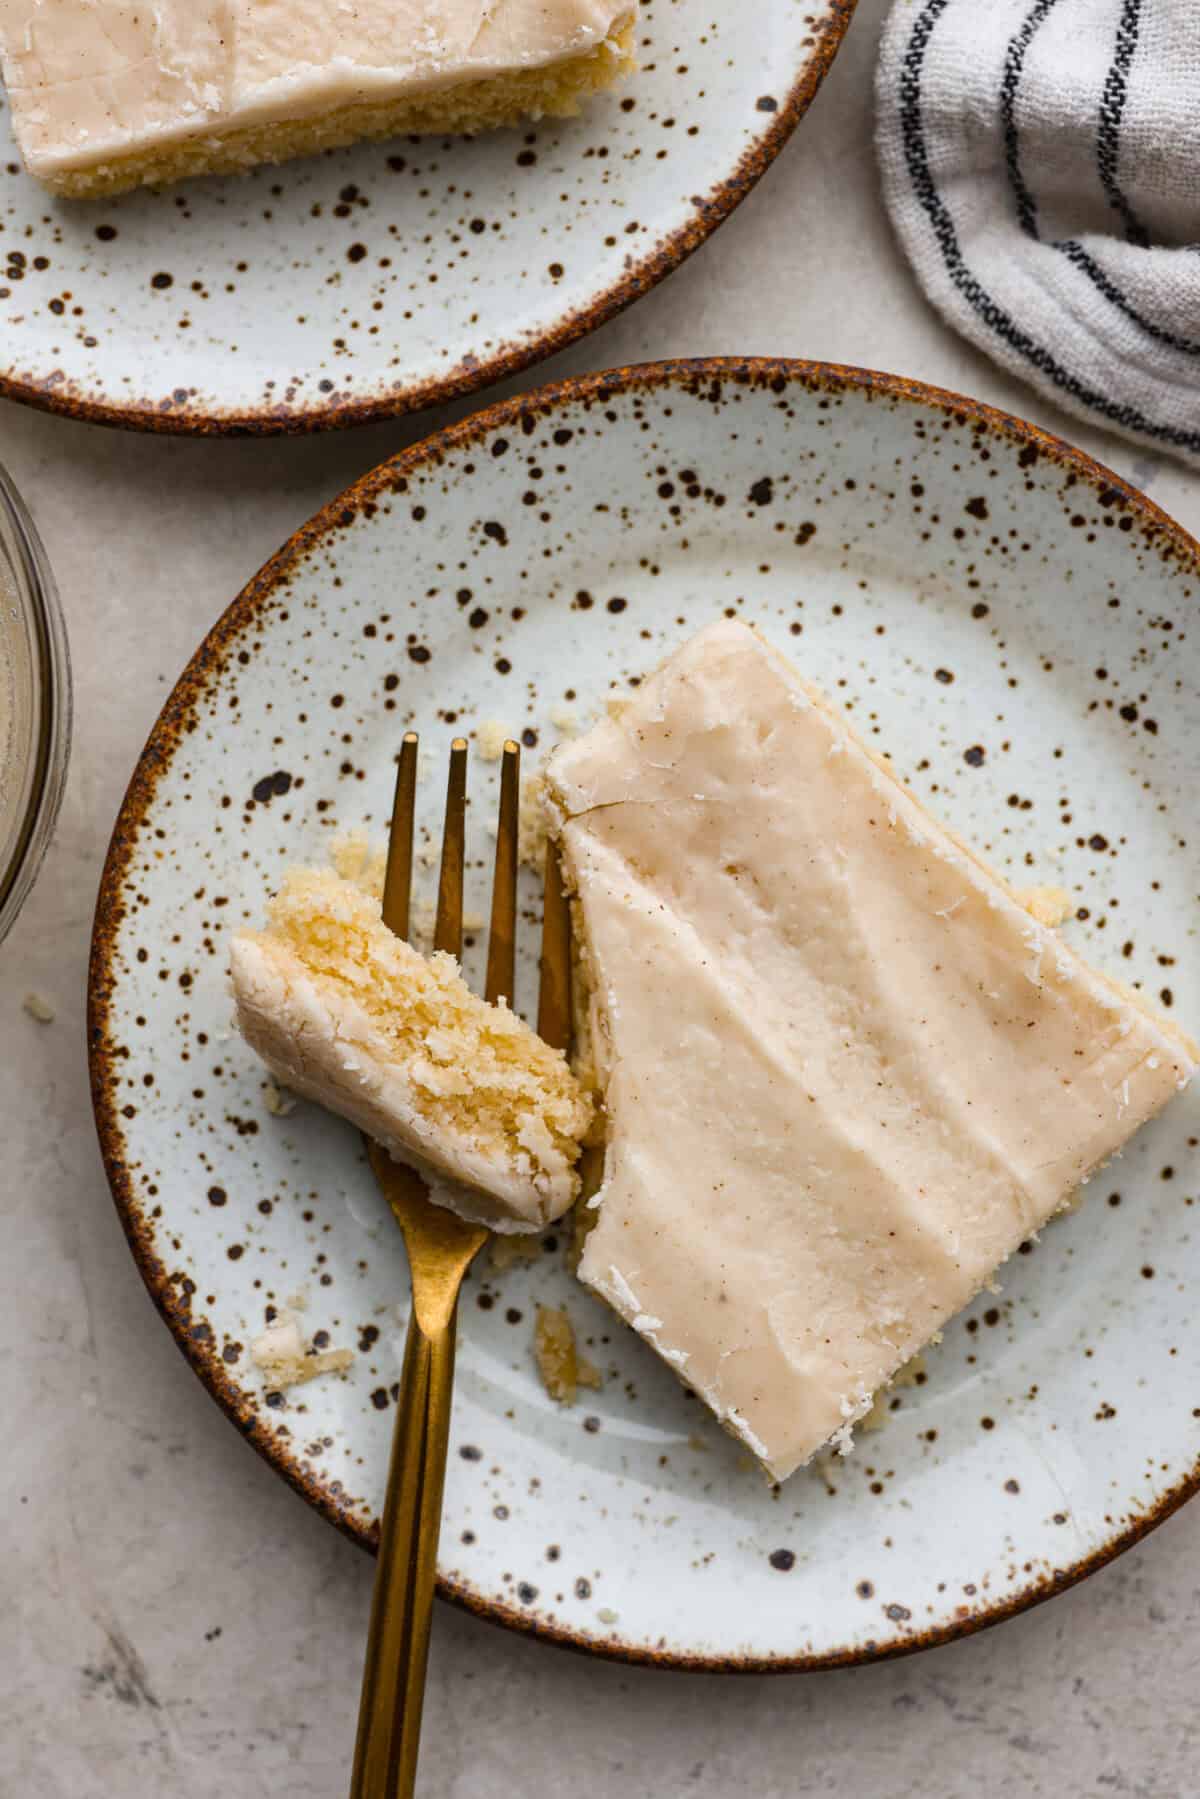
(0, 3), (853, 433)
(90, 360), (1200, 1668)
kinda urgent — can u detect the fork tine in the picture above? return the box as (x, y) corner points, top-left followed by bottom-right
(434, 739), (468, 958)
(484, 741), (520, 1004)
(537, 835), (571, 1053)
(381, 731), (419, 941)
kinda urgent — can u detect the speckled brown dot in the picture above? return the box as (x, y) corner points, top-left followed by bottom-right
(251, 770), (292, 803)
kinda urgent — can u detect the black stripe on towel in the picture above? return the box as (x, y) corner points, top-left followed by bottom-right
(1097, 0), (1152, 247)
(1000, 0), (1063, 238)
(1055, 239), (1200, 356)
(1001, 0), (1199, 357)
(897, 0), (1200, 451)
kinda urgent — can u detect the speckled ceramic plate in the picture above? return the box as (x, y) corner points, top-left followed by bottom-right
(90, 360), (1200, 1668)
(0, 5), (853, 435)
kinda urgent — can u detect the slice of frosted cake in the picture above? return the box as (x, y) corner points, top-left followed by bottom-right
(0, 1), (636, 199)
(546, 619), (1197, 1482)
(230, 866), (591, 1232)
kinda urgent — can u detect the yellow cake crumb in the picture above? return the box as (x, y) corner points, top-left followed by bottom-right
(518, 771), (551, 870)
(1016, 884), (1075, 927)
(534, 1306), (602, 1404)
(332, 831), (387, 899)
(251, 1316), (354, 1390)
(22, 992), (55, 1023)
(476, 721), (512, 762)
(489, 1232), (544, 1272)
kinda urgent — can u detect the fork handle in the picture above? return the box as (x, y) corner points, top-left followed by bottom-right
(349, 1292), (461, 1799)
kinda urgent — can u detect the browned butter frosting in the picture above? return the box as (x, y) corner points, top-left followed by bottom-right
(547, 619), (1197, 1481)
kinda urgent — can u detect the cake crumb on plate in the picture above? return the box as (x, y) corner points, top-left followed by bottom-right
(1016, 884), (1074, 927)
(534, 1305), (602, 1404)
(251, 1314), (353, 1389)
(490, 1233), (543, 1272)
(476, 720), (512, 761)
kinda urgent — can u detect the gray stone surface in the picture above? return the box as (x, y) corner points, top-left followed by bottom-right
(4, 2), (1199, 1793)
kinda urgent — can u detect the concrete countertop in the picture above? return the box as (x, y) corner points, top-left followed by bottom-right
(4, 2), (1198, 1793)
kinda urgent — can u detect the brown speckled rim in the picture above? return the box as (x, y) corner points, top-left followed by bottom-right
(1, 7), (856, 437)
(89, 358), (1200, 1670)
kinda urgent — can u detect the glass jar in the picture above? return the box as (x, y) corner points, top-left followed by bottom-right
(0, 463), (71, 945)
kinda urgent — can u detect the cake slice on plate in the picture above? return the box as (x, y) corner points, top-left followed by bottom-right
(546, 619), (1197, 1482)
(230, 865), (592, 1233)
(0, 0), (636, 199)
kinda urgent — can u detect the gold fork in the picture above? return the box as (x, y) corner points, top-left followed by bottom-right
(349, 731), (571, 1799)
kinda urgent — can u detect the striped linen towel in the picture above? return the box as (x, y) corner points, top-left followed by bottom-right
(876, 0), (1200, 466)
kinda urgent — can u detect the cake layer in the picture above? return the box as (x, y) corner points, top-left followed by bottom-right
(547, 619), (1197, 1481)
(1, 0), (635, 196)
(230, 867), (592, 1232)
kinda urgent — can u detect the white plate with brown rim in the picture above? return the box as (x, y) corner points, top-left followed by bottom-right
(0, 3), (853, 435)
(90, 358), (1200, 1669)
